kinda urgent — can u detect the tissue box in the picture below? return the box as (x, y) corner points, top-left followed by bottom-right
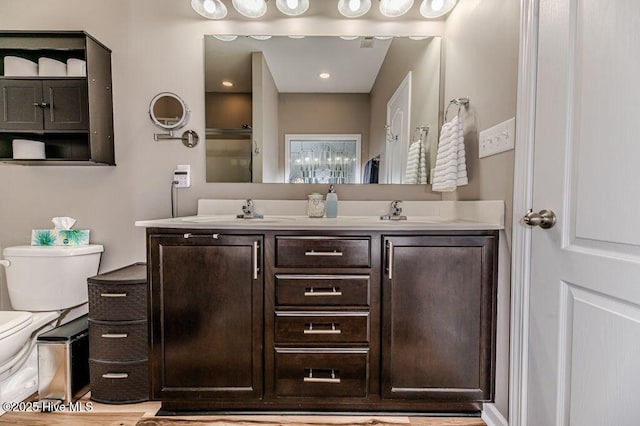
(31, 230), (90, 246)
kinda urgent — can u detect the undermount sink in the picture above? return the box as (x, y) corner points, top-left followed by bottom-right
(180, 215), (297, 224)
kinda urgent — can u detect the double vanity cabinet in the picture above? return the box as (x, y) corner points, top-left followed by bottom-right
(143, 217), (498, 415)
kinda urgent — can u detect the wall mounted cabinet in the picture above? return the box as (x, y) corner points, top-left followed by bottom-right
(0, 31), (114, 165)
(146, 227), (498, 415)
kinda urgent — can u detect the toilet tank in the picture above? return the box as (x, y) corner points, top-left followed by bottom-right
(2, 245), (103, 311)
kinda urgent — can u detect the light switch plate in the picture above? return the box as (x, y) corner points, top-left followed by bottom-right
(479, 117), (516, 158)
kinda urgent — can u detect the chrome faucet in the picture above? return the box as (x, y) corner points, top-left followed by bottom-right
(380, 200), (407, 221)
(237, 199), (263, 219)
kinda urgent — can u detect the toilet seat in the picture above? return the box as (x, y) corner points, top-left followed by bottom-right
(0, 311), (33, 340)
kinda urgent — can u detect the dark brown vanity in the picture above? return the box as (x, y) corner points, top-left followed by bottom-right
(145, 225), (497, 415)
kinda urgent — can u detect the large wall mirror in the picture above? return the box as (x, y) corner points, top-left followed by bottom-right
(204, 35), (442, 184)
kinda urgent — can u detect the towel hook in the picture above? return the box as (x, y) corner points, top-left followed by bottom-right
(444, 97), (470, 122)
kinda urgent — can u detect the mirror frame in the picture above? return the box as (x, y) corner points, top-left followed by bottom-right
(149, 92), (190, 130)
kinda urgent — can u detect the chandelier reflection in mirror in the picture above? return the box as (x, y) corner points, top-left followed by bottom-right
(285, 135), (362, 184)
(190, 0), (458, 19)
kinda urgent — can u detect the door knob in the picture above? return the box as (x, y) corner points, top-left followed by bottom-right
(523, 209), (556, 229)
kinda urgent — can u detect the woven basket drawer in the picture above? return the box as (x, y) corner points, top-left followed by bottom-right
(89, 320), (147, 362)
(89, 359), (148, 404)
(88, 282), (147, 321)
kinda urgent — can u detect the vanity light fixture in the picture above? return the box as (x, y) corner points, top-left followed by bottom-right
(379, 0), (414, 17)
(232, 0), (268, 18)
(276, 0), (309, 16)
(191, 0), (228, 19)
(337, 0), (372, 18)
(419, 0), (458, 18)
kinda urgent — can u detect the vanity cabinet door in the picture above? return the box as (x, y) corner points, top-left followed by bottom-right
(148, 233), (263, 401)
(381, 234), (497, 402)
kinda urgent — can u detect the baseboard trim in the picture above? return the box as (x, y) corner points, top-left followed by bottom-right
(482, 403), (508, 426)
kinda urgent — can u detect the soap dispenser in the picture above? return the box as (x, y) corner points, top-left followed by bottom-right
(325, 184), (338, 218)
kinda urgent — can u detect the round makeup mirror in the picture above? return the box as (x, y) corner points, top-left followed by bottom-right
(149, 92), (190, 130)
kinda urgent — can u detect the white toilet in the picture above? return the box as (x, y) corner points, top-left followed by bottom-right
(0, 244), (103, 410)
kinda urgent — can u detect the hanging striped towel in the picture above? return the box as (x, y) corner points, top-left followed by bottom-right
(432, 115), (468, 192)
(404, 140), (428, 184)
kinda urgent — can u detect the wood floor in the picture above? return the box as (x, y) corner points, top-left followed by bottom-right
(0, 394), (486, 426)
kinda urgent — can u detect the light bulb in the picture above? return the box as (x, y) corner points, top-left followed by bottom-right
(337, 0), (371, 18)
(276, 0), (309, 16)
(191, 0), (227, 19)
(379, 0), (414, 18)
(232, 0), (267, 18)
(203, 0), (216, 13)
(419, 0), (458, 18)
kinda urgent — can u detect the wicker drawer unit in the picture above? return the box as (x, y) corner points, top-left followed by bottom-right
(87, 262), (148, 404)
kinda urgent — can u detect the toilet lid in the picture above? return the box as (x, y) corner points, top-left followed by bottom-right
(0, 311), (33, 340)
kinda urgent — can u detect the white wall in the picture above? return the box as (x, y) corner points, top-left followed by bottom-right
(442, 0), (520, 419)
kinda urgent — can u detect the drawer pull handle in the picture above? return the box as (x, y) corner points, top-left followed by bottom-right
(101, 333), (128, 339)
(304, 369), (341, 384)
(304, 323), (341, 335)
(305, 250), (343, 257)
(253, 241), (260, 280)
(102, 373), (129, 379)
(304, 287), (342, 297)
(100, 293), (127, 298)
(183, 233), (220, 239)
(386, 240), (394, 279)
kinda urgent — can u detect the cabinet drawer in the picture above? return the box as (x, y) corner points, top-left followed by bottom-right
(89, 320), (148, 362)
(275, 312), (369, 344)
(274, 349), (368, 398)
(276, 237), (370, 268)
(88, 282), (147, 321)
(89, 359), (148, 404)
(276, 275), (370, 307)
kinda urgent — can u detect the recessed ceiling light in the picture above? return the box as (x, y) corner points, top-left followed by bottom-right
(222, 80), (234, 87)
(374, 36), (394, 40)
(288, 35), (306, 39)
(409, 36), (430, 40)
(319, 72), (331, 79)
(250, 35), (272, 40)
(340, 36), (360, 40)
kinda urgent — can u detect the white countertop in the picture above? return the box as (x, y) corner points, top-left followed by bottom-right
(135, 200), (504, 231)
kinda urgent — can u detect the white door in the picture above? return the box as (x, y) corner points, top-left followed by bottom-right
(526, 0), (640, 425)
(383, 72), (411, 184)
